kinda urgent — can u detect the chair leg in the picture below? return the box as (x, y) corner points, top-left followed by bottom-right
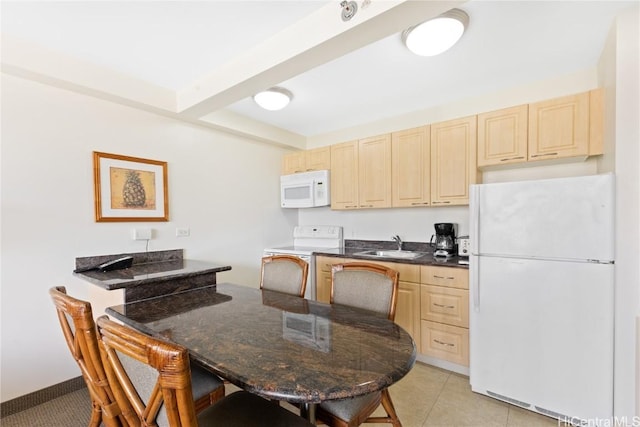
(379, 389), (401, 427)
(88, 402), (103, 427)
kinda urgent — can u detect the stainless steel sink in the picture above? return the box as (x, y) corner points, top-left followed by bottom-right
(353, 250), (427, 259)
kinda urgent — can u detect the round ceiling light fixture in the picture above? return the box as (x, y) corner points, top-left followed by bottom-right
(253, 87), (293, 111)
(402, 9), (469, 57)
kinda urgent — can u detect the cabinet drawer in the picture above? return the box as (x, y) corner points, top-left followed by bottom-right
(421, 320), (469, 366)
(421, 285), (469, 327)
(368, 260), (420, 283)
(421, 265), (468, 289)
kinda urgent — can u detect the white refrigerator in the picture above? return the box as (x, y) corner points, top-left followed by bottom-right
(469, 174), (615, 424)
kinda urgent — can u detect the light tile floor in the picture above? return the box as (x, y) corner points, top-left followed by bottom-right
(228, 361), (559, 427)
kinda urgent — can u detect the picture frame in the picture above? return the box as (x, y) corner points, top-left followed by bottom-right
(93, 151), (169, 222)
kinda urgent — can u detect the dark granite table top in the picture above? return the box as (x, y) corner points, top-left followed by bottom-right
(106, 283), (416, 404)
(74, 259), (232, 290)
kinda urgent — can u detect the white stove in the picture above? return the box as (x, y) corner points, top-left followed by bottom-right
(264, 225), (343, 300)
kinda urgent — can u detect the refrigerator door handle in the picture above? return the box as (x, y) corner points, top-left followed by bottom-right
(470, 185), (480, 255)
(472, 256), (480, 311)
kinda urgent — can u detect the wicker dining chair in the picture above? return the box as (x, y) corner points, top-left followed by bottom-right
(49, 286), (131, 427)
(260, 255), (309, 297)
(316, 262), (402, 427)
(50, 287), (225, 427)
(96, 315), (314, 427)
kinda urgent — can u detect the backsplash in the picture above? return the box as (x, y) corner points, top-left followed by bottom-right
(299, 205), (469, 243)
(345, 239), (432, 252)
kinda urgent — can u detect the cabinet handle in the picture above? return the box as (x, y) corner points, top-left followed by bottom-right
(433, 275), (454, 280)
(411, 202), (430, 206)
(433, 303), (455, 309)
(359, 204), (374, 208)
(500, 156), (525, 161)
(434, 339), (455, 347)
(530, 152), (558, 158)
(345, 205), (358, 208)
(432, 201), (451, 205)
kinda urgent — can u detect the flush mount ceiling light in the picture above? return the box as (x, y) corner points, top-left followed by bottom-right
(402, 8), (469, 57)
(253, 87), (293, 111)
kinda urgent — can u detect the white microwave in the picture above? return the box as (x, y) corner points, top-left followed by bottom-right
(280, 170), (330, 208)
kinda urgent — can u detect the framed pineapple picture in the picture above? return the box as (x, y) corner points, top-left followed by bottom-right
(93, 152), (169, 222)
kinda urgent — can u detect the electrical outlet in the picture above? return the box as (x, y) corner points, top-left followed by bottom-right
(132, 228), (152, 240)
(176, 228), (190, 237)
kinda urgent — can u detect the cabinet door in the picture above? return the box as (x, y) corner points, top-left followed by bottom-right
(282, 151), (307, 174)
(392, 126), (430, 207)
(528, 92), (589, 161)
(330, 141), (359, 210)
(315, 256), (336, 303)
(477, 105), (528, 167)
(395, 282), (421, 350)
(316, 271), (332, 303)
(307, 147), (331, 171)
(430, 116), (478, 206)
(358, 134), (392, 208)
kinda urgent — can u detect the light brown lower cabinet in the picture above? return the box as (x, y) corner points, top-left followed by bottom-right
(315, 256), (469, 368)
(315, 256), (420, 351)
(420, 265), (470, 367)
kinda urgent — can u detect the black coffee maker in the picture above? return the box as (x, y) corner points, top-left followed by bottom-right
(430, 223), (457, 258)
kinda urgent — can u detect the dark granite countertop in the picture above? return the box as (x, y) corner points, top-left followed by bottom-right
(313, 239), (469, 269)
(73, 249), (232, 291)
(74, 259), (232, 290)
(107, 283), (416, 404)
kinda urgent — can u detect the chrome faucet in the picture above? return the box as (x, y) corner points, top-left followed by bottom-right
(392, 235), (402, 251)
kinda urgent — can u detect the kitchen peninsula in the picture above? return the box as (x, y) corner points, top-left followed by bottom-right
(73, 249), (231, 303)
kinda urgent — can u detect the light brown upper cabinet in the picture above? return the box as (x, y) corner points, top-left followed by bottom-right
(529, 91), (591, 161)
(478, 89), (603, 168)
(358, 134), (392, 209)
(392, 126), (431, 207)
(330, 141), (359, 209)
(430, 116), (479, 206)
(477, 104), (528, 167)
(281, 146), (331, 174)
(330, 135), (392, 210)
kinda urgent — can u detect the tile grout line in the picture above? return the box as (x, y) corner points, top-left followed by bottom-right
(420, 371), (451, 427)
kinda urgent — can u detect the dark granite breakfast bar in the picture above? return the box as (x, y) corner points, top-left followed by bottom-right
(73, 249), (231, 303)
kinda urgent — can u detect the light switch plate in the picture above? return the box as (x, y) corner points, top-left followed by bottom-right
(176, 228), (190, 237)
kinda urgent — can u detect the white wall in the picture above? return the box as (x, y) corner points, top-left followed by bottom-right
(0, 74), (297, 401)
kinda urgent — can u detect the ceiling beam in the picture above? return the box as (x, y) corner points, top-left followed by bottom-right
(177, 1), (465, 118)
